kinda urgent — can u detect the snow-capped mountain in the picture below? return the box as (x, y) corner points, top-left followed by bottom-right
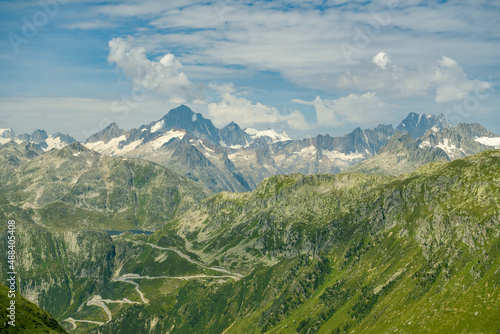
(3, 106), (497, 192)
(396, 112), (452, 139)
(418, 123), (499, 160)
(74, 108), (500, 191)
(0, 128), (76, 151)
(141, 105), (222, 145)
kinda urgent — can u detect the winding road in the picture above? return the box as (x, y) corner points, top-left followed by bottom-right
(62, 241), (244, 331)
(137, 241), (244, 278)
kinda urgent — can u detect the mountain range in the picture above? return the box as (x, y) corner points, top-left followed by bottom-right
(1, 106), (499, 193)
(1, 145), (499, 333)
(0, 105), (499, 333)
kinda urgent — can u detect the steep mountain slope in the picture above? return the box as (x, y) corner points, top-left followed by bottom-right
(396, 112), (452, 139)
(2, 150), (499, 333)
(84, 107), (252, 193)
(0, 142), (212, 330)
(418, 123), (499, 159)
(0, 128), (76, 152)
(228, 125), (397, 187)
(77, 150), (499, 334)
(345, 132), (450, 175)
(0, 142), (212, 231)
(6, 109), (497, 193)
(149, 105), (222, 145)
(131, 134), (252, 192)
(0, 283), (67, 333)
(82, 108), (498, 192)
(81, 107), (400, 191)
(220, 122), (252, 147)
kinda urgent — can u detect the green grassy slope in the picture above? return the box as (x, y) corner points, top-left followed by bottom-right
(138, 149), (500, 333)
(0, 283), (67, 333)
(0, 142), (213, 231)
(2, 147), (499, 333)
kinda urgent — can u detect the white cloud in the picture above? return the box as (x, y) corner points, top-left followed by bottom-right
(372, 52), (390, 69)
(107, 37), (202, 103)
(208, 83), (309, 130)
(110, 0), (500, 93)
(338, 55), (491, 103)
(62, 21), (118, 30)
(439, 56), (458, 68)
(293, 92), (390, 127)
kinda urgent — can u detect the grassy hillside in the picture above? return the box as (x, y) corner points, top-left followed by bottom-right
(0, 283), (67, 333)
(0, 142), (212, 231)
(2, 147), (499, 333)
(90, 150), (500, 333)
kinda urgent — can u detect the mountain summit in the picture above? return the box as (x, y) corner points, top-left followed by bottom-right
(396, 112), (452, 139)
(155, 105), (222, 145)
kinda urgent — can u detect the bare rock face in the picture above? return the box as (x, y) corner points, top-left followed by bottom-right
(396, 112), (452, 139)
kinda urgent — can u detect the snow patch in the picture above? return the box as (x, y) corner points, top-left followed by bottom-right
(149, 131), (185, 150)
(0, 128), (13, 137)
(245, 128), (291, 143)
(119, 139), (144, 154)
(199, 140), (214, 153)
(43, 135), (67, 151)
(228, 151), (252, 161)
(435, 138), (463, 156)
(296, 145), (316, 157)
(475, 137), (500, 149)
(151, 120), (164, 133)
(0, 137), (12, 145)
(419, 141), (431, 148)
(322, 150), (364, 161)
(84, 135), (127, 156)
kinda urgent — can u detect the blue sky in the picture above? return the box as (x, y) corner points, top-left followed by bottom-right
(0, 0), (499, 140)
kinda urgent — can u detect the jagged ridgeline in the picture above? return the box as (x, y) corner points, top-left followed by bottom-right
(0, 140), (499, 333)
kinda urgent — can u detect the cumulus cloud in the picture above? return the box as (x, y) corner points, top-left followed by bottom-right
(338, 54), (491, 103)
(439, 56), (458, 68)
(99, 1), (500, 93)
(107, 37), (202, 103)
(293, 92), (390, 127)
(208, 83), (310, 130)
(372, 52), (390, 69)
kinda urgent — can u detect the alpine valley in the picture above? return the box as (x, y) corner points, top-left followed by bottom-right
(1, 106), (500, 333)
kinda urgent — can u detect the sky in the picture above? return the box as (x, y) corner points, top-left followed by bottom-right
(0, 0), (499, 141)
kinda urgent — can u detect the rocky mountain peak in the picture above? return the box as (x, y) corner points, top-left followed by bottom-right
(396, 112), (452, 139)
(220, 121), (252, 147)
(0, 128), (15, 138)
(85, 122), (125, 144)
(30, 129), (48, 143)
(161, 105), (221, 145)
(53, 132), (77, 144)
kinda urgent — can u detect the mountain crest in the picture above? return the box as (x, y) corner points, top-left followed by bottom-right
(160, 105), (221, 145)
(85, 122), (125, 144)
(396, 112), (452, 139)
(220, 121), (252, 147)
